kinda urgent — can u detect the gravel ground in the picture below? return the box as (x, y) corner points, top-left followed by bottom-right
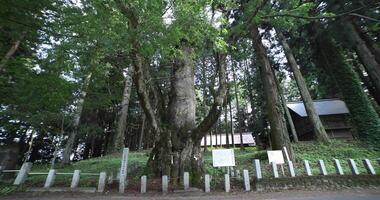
(3, 188), (380, 200)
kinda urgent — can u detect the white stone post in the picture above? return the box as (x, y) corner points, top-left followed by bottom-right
(70, 170), (81, 189)
(183, 172), (189, 190)
(204, 174), (210, 193)
(97, 172), (107, 193)
(224, 174), (230, 192)
(288, 161), (296, 177)
(141, 175), (147, 193)
(44, 169), (56, 188)
(119, 148), (129, 193)
(254, 159), (262, 179)
(318, 160), (327, 175)
(348, 159), (359, 175)
(14, 162), (33, 185)
(271, 161), (279, 178)
(333, 159), (344, 175)
(363, 159), (376, 175)
(162, 175), (168, 193)
(304, 160), (312, 176)
(243, 169), (250, 191)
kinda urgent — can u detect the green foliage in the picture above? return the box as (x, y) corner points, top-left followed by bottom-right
(315, 32), (380, 147)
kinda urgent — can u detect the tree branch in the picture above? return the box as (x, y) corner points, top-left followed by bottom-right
(261, 2), (380, 22)
(115, 0), (161, 135)
(194, 52), (228, 139)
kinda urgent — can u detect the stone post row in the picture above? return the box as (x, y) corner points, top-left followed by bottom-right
(204, 174), (210, 193)
(70, 170), (81, 189)
(243, 169), (250, 191)
(97, 172), (107, 193)
(141, 175), (147, 193)
(183, 172), (189, 190)
(363, 159), (376, 175)
(162, 175), (168, 193)
(14, 162), (33, 185)
(224, 174), (230, 192)
(254, 159), (262, 179)
(348, 159), (359, 175)
(304, 160), (312, 176)
(44, 169), (56, 188)
(333, 159), (344, 175)
(271, 161), (279, 178)
(318, 160), (328, 175)
(288, 161), (296, 177)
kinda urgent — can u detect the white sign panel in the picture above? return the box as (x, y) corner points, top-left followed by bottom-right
(212, 149), (235, 167)
(267, 150), (285, 164)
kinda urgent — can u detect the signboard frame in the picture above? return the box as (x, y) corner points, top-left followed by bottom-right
(212, 149), (236, 167)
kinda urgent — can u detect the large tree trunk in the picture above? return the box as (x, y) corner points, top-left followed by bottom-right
(273, 68), (299, 143)
(116, 1), (227, 186)
(231, 62), (244, 148)
(62, 72), (92, 164)
(345, 21), (380, 106)
(147, 44), (199, 185)
(108, 66), (134, 154)
(251, 25), (294, 160)
(277, 30), (330, 143)
(312, 24), (380, 145)
(0, 32), (26, 72)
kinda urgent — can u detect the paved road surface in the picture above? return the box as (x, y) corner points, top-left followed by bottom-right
(3, 188), (380, 200)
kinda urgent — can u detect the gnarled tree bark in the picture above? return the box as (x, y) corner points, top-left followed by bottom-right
(277, 30), (330, 143)
(251, 24), (294, 160)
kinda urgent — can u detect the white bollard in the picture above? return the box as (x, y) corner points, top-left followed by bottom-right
(271, 161), (279, 178)
(141, 175), (147, 193)
(288, 161), (296, 177)
(204, 174), (210, 193)
(14, 162), (33, 185)
(44, 169), (56, 188)
(183, 172), (189, 190)
(348, 159), (359, 175)
(224, 174), (230, 192)
(304, 160), (312, 176)
(97, 172), (107, 193)
(243, 169), (250, 191)
(363, 159), (376, 175)
(70, 170), (81, 189)
(162, 175), (168, 193)
(254, 159), (262, 179)
(318, 160), (327, 175)
(333, 159), (344, 175)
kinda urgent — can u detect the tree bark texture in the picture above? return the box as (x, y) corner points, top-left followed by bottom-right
(277, 30), (329, 143)
(231, 62), (244, 148)
(116, 1), (228, 185)
(62, 72), (92, 164)
(313, 25), (380, 145)
(345, 21), (380, 106)
(273, 68), (299, 143)
(251, 25), (294, 160)
(109, 66), (134, 153)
